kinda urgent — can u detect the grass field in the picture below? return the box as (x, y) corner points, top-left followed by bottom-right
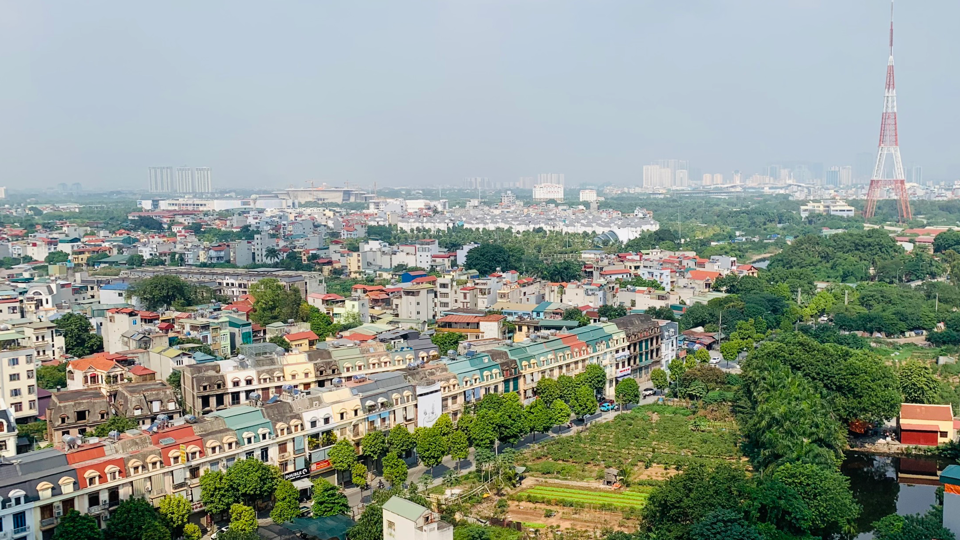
(513, 485), (650, 510)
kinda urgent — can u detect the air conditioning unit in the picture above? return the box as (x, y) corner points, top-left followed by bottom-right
(54, 503), (63, 517)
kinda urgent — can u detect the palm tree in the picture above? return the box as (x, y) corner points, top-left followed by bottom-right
(264, 247), (280, 262)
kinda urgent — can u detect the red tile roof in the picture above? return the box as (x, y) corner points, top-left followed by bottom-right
(128, 365), (156, 376)
(901, 403), (954, 422)
(285, 331), (319, 342)
(687, 270), (722, 281)
(412, 276), (437, 284)
(69, 353), (128, 372)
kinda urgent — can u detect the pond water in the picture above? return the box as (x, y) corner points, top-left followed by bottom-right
(841, 452), (944, 539)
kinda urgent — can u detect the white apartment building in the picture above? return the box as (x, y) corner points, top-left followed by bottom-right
(102, 309), (141, 354)
(148, 167), (174, 193)
(0, 330), (40, 420)
(799, 200), (856, 219)
(383, 496), (453, 540)
(579, 189), (597, 202)
(194, 167), (213, 193)
(532, 183), (564, 202)
(176, 167), (194, 193)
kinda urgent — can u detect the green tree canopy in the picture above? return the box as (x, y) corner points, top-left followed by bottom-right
(249, 278), (302, 325)
(416, 427), (447, 470)
(38, 363), (67, 390)
(550, 399), (572, 428)
(127, 275), (208, 311)
(347, 502), (384, 540)
(93, 415), (139, 437)
(382, 451), (409, 485)
(387, 425), (416, 456)
(270, 480), (301, 524)
(45, 251), (70, 264)
(525, 398), (554, 440)
(496, 393), (529, 445)
(535, 377), (560, 406)
(464, 243), (513, 275)
(898, 359), (941, 404)
(615, 378), (640, 407)
(225, 458), (280, 505)
(105, 497), (161, 540)
(312, 478), (350, 517)
(572, 385), (598, 420)
(361, 430), (387, 463)
(55, 313), (104, 358)
(53, 510), (104, 540)
(469, 410), (498, 450)
(229, 503), (257, 533)
(650, 368), (669, 391)
(430, 332), (464, 356)
(329, 439), (358, 480)
(157, 495), (190, 536)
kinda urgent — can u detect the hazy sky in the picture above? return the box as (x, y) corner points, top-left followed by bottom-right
(2, 0), (959, 191)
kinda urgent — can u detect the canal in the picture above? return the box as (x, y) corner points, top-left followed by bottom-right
(841, 451), (944, 539)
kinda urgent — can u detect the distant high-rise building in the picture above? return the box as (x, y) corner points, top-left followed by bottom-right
(176, 167), (194, 193)
(643, 165), (661, 188)
(194, 167), (213, 192)
(464, 177), (490, 190)
(71, 183), (82, 192)
(537, 173), (565, 187)
(148, 167), (174, 193)
(856, 152), (874, 183)
(675, 170), (689, 188)
(579, 189), (597, 202)
(702, 173), (713, 186)
(825, 167), (841, 187)
(0, 187), (7, 199)
(840, 166), (853, 187)
(911, 165), (923, 185)
(532, 182), (564, 202)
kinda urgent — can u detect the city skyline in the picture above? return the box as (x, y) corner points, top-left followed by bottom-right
(1, 1), (959, 190)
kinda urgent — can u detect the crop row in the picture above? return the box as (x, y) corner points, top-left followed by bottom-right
(526, 487), (650, 502)
(514, 492), (646, 510)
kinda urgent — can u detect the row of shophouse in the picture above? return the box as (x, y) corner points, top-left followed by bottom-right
(3, 314), (660, 540)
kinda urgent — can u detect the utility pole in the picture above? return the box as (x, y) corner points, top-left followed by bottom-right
(845, 289), (849, 306)
(936, 292), (939, 313)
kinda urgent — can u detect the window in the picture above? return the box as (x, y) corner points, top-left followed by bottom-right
(131, 464), (143, 475)
(149, 459), (161, 471)
(134, 406), (142, 416)
(9, 389), (20, 398)
(12, 403), (21, 413)
(99, 410), (107, 420)
(310, 419), (318, 429)
(107, 469), (120, 482)
(386, 520), (395, 536)
(87, 473), (100, 487)
(7, 358), (17, 367)
(26, 370), (33, 380)
(27, 385), (34, 395)
(8, 374), (18, 382)
(28, 400), (35, 410)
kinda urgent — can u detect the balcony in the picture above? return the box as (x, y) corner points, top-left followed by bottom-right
(279, 452), (290, 461)
(13, 525), (29, 535)
(88, 505), (104, 513)
(40, 517), (58, 529)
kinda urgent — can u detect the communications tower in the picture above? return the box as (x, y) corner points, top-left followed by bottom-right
(863, 0), (911, 222)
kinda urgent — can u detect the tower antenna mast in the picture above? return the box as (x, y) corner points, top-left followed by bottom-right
(864, 0), (911, 222)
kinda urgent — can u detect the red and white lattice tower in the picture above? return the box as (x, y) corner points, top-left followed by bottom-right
(864, 0), (911, 222)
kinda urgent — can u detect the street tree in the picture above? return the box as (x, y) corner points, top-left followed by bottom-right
(126, 275), (196, 311)
(312, 478), (350, 517)
(535, 377), (560, 406)
(141, 522), (171, 540)
(469, 410), (498, 450)
(361, 430), (387, 467)
(448, 430), (470, 471)
(572, 385), (598, 421)
(157, 495), (190, 537)
(416, 427), (447, 472)
(651, 368), (669, 392)
(229, 504), (257, 533)
(615, 378), (640, 409)
(550, 399), (572, 429)
(496, 393), (528, 446)
(270, 480), (301, 524)
(352, 463), (369, 490)
(225, 458), (280, 505)
(557, 375), (577, 403)
(183, 524), (202, 540)
(382, 452), (409, 485)
(199, 470), (237, 516)
(433, 413), (455, 438)
(577, 363), (608, 397)
(525, 398), (554, 441)
(53, 510), (104, 540)
(694, 348), (711, 365)
(105, 497), (161, 540)
(387, 425), (416, 456)
(329, 439), (358, 485)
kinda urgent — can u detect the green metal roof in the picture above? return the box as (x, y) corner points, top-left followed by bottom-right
(941, 464), (960, 486)
(383, 496), (428, 522)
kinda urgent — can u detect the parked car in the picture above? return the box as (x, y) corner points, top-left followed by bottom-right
(642, 388), (656, 398)
(211, 527), (229, 539)
(600, 402), (616, 412)
(709, 356), (722, 365)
